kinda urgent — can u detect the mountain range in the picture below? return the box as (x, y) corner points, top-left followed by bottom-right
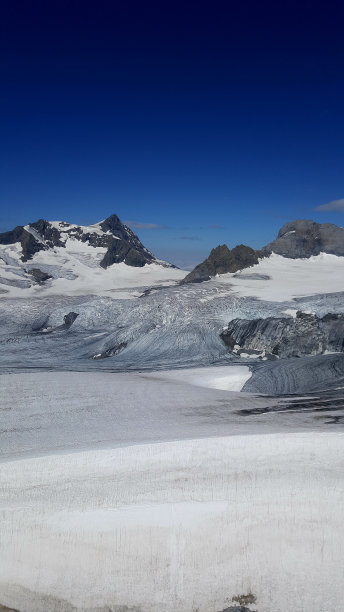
(1, 211), (344, 391)
(1, 215), (344, 296)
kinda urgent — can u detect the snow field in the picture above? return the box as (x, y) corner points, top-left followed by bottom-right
(0, 239), (186, 298)
(0, 433), (343, 611)
(217, 252), (344, 301)
(148, 365), (252, 390)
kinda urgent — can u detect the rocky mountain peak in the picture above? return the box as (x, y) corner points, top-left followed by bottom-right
(0, 214), (156, 269)
(181, 243), (261, 284)
(99, 214), (124, 234)
(263, 218), (344, 258)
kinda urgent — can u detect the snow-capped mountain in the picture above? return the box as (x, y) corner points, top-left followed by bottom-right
(1, 214), (156, 266)
(0, 214), (185, 297)
(182, 219), (344, 283)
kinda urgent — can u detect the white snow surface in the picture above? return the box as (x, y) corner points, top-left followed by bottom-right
(149, 364), (252, 390)
(1, 371), (344, 611)
(3, 241), (344, 302)
(217, 252), (344, 301)
(0, 237), (186, 298)
(0, 430), (343, 612)
(48, 220), (114, 238)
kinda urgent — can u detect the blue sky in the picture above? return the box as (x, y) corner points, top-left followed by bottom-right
(1, 0), (344, 268)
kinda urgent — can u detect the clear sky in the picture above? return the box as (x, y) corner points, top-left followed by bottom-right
(1, 0), (344, 268)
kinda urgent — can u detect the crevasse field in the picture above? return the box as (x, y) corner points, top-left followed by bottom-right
(1, 254), (344, 612)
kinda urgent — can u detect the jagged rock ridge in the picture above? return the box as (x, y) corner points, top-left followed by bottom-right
(181, 244), (263, 284)
(221, 311), (344, 359)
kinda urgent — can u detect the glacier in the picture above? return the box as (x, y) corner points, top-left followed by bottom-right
(1, 248), (344, 611)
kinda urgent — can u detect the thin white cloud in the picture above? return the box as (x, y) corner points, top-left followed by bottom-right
(124, 221), (169, 229)
(315, 198), (344, 212)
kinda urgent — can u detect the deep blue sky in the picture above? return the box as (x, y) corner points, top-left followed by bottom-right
(1, 0), (344, 267)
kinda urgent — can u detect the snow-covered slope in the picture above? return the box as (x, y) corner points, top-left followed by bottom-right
(216, 252), (344, 301)
(0, 214), (186, 297)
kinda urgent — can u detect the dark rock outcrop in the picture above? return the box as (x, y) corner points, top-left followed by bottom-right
(0, 226), (46, 262)
(221, 311), (344, 359)
(100, 214), (145, 247)
(30, 219), (65, 248)
(92, 341), (128, 359)
(63, 312), (79, 328)
(98, 214), (155, 267)
(99, 237), (151, 269)
(32, 311), (79, 333)
(262, 218), (344, 259)
(181, 244), (264, 284)
(27, 268), (52, 284)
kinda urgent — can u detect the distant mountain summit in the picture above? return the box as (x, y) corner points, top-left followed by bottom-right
(181, 244), (262, 284)
(0, 214), (155, 268)
(182, 219), (344, 284)
(0, 214), (183, 296)
(262, 219), (344, 259)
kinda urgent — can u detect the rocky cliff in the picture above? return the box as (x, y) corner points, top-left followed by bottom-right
(181, 244), (263, 284)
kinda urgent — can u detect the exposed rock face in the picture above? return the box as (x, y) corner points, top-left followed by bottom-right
(30, 219), (65, 248)
(98, 214), (155, 268)
(221, 311), (344, 359)
(0, 214), (155, 268)
(0, 225), (46, 262)
(99, 235), (151, 268)
(263, 218), (344, 258)
(63, 312), (79, 328)
(181, 244), (263, 284)
(92, 341), (128, 359)
(27, 268), (52, 284)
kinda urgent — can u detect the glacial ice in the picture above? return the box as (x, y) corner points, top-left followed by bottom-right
(1, 252), (344, 611)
